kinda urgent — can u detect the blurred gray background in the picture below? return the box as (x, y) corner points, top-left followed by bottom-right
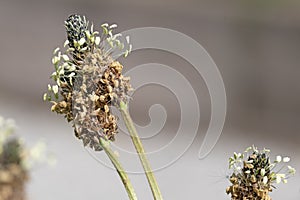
(0, 0), (299, 199)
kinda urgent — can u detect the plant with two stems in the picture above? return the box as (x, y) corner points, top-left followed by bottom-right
(44, 14), (163, 200)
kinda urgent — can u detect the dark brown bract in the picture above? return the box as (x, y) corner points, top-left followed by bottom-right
(72, 50), (132, 150)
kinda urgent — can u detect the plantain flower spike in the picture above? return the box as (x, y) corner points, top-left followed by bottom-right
(226, 146), (296, 200)
(44, 14), (133, 151)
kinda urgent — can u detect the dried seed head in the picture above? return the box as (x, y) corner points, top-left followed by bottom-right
(0, 118), (28, 200)
(45, 14), (133, 151)
(70, 49), (132, 149)
(226, 146), (295, 200)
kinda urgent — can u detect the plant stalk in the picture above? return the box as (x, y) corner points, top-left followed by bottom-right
(119, 101), (163, 200)
(99, 137), (138, 200)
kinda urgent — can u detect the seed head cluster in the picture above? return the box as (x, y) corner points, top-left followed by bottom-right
(227, 152), (272, 200)
(44, 14), (133, 150)
(226, 146), (296, 200)
(0, 117), (27, 200)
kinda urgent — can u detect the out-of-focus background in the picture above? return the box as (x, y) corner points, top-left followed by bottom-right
(0, 0), (299, 199)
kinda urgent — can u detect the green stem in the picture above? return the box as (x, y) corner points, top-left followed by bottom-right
(99, 137), (138, 200)
(119, 101), (163, 200)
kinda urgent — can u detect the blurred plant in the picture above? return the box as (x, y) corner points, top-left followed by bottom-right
(0, 115), (53, 200)
(226, 145), (296, 200)
(44, 14), (163, 200)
